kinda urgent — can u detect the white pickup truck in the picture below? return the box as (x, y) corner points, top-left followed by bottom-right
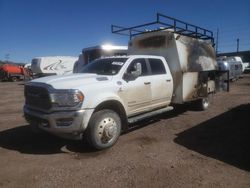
(24, 55), (173, 149)
(24, 27), (228, 149)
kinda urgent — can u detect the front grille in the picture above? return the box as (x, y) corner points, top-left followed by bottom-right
(25, 85), (52, 110)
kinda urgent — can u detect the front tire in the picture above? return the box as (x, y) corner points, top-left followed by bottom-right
(86, 110), (121, 150)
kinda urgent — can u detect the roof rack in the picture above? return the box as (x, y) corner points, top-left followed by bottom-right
(111, 13), (214, 45)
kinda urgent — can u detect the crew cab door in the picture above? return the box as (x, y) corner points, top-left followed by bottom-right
(120, 58), (152, 116)
(147, 58), (173, 108)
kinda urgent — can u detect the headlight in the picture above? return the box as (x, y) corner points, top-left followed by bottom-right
(50, 90), (84, 107)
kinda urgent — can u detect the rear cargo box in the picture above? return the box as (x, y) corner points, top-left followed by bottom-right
(129, 30), (217, 103)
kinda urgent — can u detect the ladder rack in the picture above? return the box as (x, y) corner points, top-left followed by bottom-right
(111, 13), (214, 45)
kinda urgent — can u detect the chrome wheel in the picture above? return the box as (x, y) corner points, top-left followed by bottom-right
(198, 94), (213, 111)
(97, 117), (118, 144)
(202, 98), (209, 109)
(86, 110), (121, 150)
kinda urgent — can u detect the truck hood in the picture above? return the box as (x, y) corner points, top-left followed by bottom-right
(31, 73), (112, 89)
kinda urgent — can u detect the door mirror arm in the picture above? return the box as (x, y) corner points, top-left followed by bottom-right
(123, 62), (142, 82)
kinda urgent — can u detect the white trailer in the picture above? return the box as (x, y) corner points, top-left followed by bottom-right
(31, 56), (78, 77)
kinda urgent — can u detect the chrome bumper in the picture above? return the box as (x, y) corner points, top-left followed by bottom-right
(24, 106), (94, 140)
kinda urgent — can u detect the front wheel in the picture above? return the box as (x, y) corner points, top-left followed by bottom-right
(86, 110), (121, 150)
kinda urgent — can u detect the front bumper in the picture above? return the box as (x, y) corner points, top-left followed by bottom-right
(24, 106), (94, 140)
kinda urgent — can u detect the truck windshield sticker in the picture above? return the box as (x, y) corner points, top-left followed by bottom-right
(112, 62), (124, 66)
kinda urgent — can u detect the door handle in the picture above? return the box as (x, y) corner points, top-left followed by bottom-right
(144, 82), (151, 85)
(166, 79), (171, 82)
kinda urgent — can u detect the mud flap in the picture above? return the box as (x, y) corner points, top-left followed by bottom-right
(215, 70), (229, 92)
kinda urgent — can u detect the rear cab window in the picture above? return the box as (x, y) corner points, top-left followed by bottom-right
(148, 58), (166, 75)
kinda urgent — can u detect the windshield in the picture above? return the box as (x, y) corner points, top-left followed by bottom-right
(80, 58), (128, 75)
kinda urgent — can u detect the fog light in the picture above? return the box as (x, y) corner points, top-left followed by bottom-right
(40, 122), (50, 128)
(38, 119), (50, 128)
(56, 118), (73, 127)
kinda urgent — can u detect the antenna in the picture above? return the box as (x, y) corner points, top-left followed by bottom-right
(236, 38), (239, 52)
(5, 54), (10, 62)
(216, 28), (219, 54)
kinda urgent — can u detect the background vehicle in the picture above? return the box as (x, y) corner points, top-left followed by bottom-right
(31, 56), (78, 77)
(217, 56), (243, 80)
(243, 62), (250, 73)
(0, 64), (29, 82)
(73, 45), (128, 73)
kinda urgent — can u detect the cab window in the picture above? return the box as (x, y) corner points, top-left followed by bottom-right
(148, 58), (166, 75)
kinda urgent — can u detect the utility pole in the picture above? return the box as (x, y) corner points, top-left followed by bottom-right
(5, 54), (10, 62)
(216, 28), (219, 54)
(237, 38), (239, 52)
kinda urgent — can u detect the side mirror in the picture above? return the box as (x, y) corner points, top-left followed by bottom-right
(131, 62), (142, 78)
(123, 62), (142, 82)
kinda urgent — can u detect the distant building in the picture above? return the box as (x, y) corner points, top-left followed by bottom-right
(217, 50), (250, 62)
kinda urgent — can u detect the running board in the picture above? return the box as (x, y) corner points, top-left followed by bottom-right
(128, 106), (174, 124)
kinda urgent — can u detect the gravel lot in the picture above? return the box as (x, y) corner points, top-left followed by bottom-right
(0, 75), (250, 188)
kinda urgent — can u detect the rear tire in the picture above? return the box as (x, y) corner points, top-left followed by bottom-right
(86, 110), (121, 150)
(197, 94), (213, 111)
(11, 77), (17, 82)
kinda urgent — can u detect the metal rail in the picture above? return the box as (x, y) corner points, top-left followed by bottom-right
(111, 13), (214, 44)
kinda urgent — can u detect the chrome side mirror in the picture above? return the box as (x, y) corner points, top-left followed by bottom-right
(131, 62), (142, 78)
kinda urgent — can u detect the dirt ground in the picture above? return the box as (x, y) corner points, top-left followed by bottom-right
(0, 75), (250, 188)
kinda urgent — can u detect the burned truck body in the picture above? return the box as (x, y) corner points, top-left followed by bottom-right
(112, 13), (228, 106)
(129, 31), (218, 104)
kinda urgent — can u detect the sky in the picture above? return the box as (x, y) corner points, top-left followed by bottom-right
(0, 0), (250, 63)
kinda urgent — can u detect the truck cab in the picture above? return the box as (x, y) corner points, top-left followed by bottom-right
(24, 55), (173, 149)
